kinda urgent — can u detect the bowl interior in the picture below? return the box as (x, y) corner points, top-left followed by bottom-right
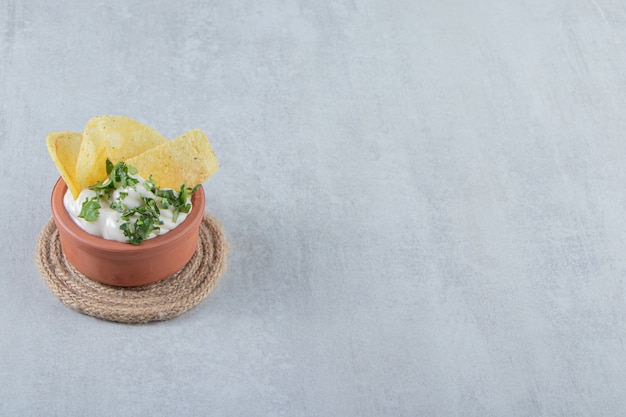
(51, 177), (205, 252)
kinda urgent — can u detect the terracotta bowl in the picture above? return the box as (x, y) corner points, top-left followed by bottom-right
(50, 177), (205, 287)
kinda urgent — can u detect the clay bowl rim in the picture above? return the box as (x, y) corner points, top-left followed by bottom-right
(51, 177), (205, 254)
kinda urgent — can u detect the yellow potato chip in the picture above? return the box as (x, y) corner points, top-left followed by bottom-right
(45, 131), (83, 198)
(126, 129), (219, 189)
(75, 116), (167, 191)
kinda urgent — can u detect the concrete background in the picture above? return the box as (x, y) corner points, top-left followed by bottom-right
(2, 0), (626, 415)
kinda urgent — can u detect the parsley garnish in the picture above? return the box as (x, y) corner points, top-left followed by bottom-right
(109, 192), (128, 213)
(78, 160), (199, 245)
(78, 197), (101, 221)
(89, 159), (139, 199)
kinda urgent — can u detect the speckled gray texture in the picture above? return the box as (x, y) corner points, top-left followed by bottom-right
(2, 0), (626, 415)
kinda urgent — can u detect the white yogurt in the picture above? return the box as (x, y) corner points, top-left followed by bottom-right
(63, 174), (190, 243)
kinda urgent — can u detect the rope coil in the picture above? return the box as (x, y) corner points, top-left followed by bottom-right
(35, 214), (228, 324)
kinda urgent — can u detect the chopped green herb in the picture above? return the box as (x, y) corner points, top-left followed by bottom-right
(105, 159), (114, 176)
(109, 192), (128, 213)
(89, 160), (139, 199)
(78, 197), (101, 221)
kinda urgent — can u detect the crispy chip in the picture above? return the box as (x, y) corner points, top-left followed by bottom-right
(126, 129), (219, 189)
(75, 116), (167, 191)
(46, 131), (83, 198)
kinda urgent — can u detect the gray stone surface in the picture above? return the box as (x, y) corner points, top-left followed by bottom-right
(2, 0), (626, 415)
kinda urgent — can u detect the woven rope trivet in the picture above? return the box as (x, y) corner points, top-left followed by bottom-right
(35, 214), (228, 324)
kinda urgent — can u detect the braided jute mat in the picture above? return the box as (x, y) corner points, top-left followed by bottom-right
(35, 214), (228, 324)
